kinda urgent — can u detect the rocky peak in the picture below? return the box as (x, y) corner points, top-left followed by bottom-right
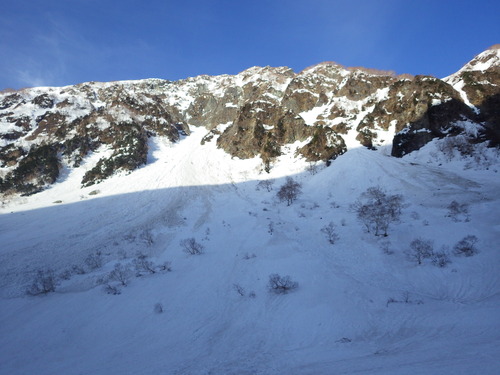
(1, 48), (499, 196)
(443, 45), (500, 145)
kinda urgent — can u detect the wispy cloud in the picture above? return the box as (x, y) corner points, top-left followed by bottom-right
(16, 65), (55, 88)
(0, 11), (95, 88)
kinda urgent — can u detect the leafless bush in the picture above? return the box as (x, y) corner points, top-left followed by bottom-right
(321, 222), (339, 245)
(330, 201), (340, 209)
(154, 303), (164, 313)
(140, 229), (154, 246)
(336, 337), (352, 343)
(108, 263), (132, 286)
(26, 269), (57, 295)
(233, 283), (246, 296)
(407, 238), (434, 265)
(72, 264), (86, 275)
(446, 200), (470, 222)
(157, 261), (172, 272)
(386, 291), (423, 307)
(453, 235), (479, 257)
(306, 163), (319, 175)
(59, 269), (72, 280)
(85, 250), (103, 270)
(268, 221), (274, 235)
(133, 252), (156, 275)
(351, 186), (404, 236)
(256, 179), (275, 192)
(103, 284), (121, 295)
(431, 248), (452, 267)
(180, 238), (204, 255)
(268, 274), (299, 294)
(277, 177), (302, 206)
(438, 135), (475, 161)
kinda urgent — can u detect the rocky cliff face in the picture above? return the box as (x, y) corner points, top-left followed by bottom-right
(1, 46), (499, 196)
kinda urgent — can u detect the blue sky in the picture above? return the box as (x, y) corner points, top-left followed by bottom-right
(1, 0), (498, 89)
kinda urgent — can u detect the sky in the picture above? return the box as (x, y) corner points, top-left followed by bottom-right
(0, 0), (499, 90)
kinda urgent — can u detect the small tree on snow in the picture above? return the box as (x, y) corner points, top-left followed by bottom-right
(446, 200), (470, 222)
(84, 250), (103, 270)
(180, 238), (204, 255)
(321, 222), (339, 245)
(268, 274), (299, 294)
(26, 269), (57, 295)
(453, 235), (478, 257)
(351, 186), (404, 236)
(108, 263), (132, 286)
(277, 177), (302, 206)
(256, 179), (275, 192)
(407, 238), (434, 265)
(431, 247), (452, 268)
(133, 252), (156, 275)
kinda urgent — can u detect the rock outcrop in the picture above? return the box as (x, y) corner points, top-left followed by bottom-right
(0, 47), (499, 196)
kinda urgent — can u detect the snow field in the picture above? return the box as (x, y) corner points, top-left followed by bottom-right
(1, 127), (499, 374)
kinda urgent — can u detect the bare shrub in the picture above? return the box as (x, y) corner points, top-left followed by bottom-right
(139, 229), (154, 246)
(108, 263), (132, 286)
(103, 284), (121, 295)
(26, 269), (57, 295)
(453, 235), (479, 257)
(276, 177), (302, 206)
(336, 337), (352, 343)
(446, 200), (470, 222)
(407, 238), (434, 265)
(268, 221), (274, 235)
(154, 303), (164, 313)
(431, 248), (452, 267)
(180, 238), (204, 255)
(157, 261), (172, 272)
(321, 222), (339, 245)
(233, 283), (246, 296)
(386, 291), (423, 307)
(268, 274), (299, 294)
(351, 186), (404, 236)
(306, 162), (319, 175)
(438, 135), (475, 161)
(59, 269), (72, 280)
(256, 179), (275, 192)
(133, 252), (156, 275)
(85, 250), (103, 270)
(71, 264), (86, 275)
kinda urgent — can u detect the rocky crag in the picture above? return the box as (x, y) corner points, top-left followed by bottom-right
(0, 45), (499, 196)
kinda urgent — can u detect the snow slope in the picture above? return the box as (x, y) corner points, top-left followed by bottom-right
(1, 127), (499, 374)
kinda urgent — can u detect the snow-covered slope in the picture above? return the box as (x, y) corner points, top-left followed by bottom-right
(1, 125), (499, 374)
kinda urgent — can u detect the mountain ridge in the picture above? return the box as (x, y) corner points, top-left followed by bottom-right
(0, 48), (499, 375)
(0, 47), (498, 196)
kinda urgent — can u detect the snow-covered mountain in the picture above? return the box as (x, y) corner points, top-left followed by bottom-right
(1, 46), (498, 196)
(0, 47), (499, 374)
